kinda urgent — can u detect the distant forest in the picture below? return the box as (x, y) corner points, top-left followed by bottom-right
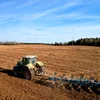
(67, 38), (100, 46)
(0, 37), (100, 46)
(54, 38), (100, 46)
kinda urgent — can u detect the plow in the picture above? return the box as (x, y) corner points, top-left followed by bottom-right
(39, 72), (100, 95)
(13, 55), (100, 95)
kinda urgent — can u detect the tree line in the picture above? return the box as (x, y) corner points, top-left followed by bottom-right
(0, 41), (17, 45)
(0, 37), (100, 46)
(0, 41), (47, 45)
(67, 38), (100, 46)
(54, 38), (100, 46)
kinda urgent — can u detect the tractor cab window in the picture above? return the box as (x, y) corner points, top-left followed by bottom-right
(22, 57), (36, 65)
(23, 58), (29, 65)
(29, 57), (36, 64)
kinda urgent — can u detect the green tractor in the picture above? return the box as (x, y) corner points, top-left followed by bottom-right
(13, 55), (45, 80)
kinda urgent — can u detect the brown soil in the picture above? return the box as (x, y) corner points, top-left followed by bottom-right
(0, 45), (100, 100)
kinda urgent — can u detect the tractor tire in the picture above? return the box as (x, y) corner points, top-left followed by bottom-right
(23, 67), (35, 80)
(36, 66), (45, 76)
(41, 66), (45, 75)
(39, 66), (45, 75)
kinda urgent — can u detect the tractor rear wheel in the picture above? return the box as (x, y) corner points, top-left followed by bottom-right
(23, 67), (35, 80)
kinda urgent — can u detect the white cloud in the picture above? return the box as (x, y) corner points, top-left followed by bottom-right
(51, 13), (100, 20)
(18, 1), (81, 21)
(0, 0), (81, 24)
(15, 0), (39, 9)
(1, 22), (99, 43)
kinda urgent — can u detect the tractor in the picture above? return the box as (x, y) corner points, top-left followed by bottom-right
(13, 55), (45, 80)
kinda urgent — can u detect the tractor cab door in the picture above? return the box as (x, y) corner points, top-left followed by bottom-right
(22, 58), (29, 65)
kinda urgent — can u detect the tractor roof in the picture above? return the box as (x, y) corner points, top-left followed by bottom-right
(23, 55), (37, 59)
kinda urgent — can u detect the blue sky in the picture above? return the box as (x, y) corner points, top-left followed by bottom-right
(0, 0), (100, 43)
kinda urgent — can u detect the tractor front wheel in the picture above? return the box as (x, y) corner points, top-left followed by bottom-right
(37, 66), (45, 75)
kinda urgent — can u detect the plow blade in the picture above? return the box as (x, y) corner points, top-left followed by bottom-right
(43, 73), (100, 95)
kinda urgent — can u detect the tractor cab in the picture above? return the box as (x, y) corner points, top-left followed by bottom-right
(22, 55), (36, 65)
(17, 55), (37, 66)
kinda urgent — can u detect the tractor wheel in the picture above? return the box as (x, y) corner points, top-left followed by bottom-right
(23, 67), (35, 80)
(38, 66), (45, 75)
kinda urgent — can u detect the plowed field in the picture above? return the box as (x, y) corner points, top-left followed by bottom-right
(0, 45), (100, 100)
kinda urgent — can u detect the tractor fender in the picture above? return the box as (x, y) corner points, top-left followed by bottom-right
(35, 61), (44, 67)
(25, 63), (35, 70)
